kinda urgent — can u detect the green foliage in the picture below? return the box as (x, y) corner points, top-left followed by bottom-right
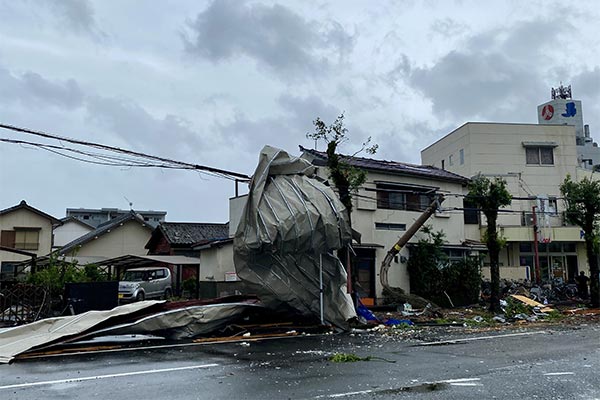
(28, 264), (86, 297)
(307, 113), (377, 215)
(481, 229), (507, 249)
(466, 175), (512, 217)
(27, 253), (107, 298)
(442, 257), (482, 306)
(182, 277), (197, 293)
(561, 174), (600, 308)
(503, 297), (531, 319)
(545, 310), (564, 321)
(561, 175), (600, 245)
(330, 353), (366, 362)
(408, 227), (482, 307)
(407, 227), (447, 299)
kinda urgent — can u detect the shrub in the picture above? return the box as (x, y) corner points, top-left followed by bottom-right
(408, 227), (482, 307)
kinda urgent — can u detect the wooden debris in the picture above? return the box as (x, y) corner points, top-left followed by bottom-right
(509, 295), (554, 313)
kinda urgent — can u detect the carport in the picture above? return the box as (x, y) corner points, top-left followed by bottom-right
(97, 255), (201, 299)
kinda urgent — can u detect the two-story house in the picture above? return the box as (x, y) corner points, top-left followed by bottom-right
(0, 201), (60, 280)
(299, 146), (473, 302)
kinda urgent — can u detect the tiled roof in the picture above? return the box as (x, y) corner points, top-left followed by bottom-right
(59, 216), (94, 229)
(0, 200), (61, 224)
(59, 211), (151, 255)
(299, 146), (469, 184)
(158, 222), (229, 246)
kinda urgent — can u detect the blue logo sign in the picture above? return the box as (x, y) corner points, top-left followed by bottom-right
(562, 102), (577, 117)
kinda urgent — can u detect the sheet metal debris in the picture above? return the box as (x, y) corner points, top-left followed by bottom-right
(87, 302), (261, 340)
(0, 301), (162, 364)
(234, 146), (356, 328)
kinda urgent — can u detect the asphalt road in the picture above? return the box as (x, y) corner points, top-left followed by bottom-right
(1, 324), (598, 399)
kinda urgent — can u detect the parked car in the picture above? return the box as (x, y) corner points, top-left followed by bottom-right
(118, 267), (172, 302)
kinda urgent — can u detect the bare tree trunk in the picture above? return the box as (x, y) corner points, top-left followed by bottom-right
(486, 212), (501, 313)
(585, 240), (600, 308)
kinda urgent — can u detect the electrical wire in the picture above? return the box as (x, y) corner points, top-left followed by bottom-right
(0, 123), (251, 181)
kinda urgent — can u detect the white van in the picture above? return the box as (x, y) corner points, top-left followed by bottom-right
(118, 267), (173, 302)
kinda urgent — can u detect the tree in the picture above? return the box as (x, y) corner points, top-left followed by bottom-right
(307, 114), (377, 302)
(307, 113), (377, 226)
(466, 175), (512, 312)
(560, 175), (600, 308)
(408, 226), (482, 307)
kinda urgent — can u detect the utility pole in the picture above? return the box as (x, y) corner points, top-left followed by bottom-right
(532, 206), (541, 283)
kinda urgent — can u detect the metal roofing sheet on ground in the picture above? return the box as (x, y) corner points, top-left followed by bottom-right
(0, 301), (163, 364)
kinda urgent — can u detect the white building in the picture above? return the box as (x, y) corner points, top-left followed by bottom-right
(421, 122), (590, 283)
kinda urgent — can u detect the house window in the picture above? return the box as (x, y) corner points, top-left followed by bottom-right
(375, 223), (406, 231)
(0, 230), (16, 248)
(459, 149), (464, 165)
(526, 147), (554, 165)
(376, 184), (432, 211)
(463, 199), (479, 224)
(14, 229), (40, 250)
(449, 154), (454, 166)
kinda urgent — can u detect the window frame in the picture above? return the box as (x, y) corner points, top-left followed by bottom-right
(13, 228), (40, 250)
(375, 183), (434, 212)
(524, 143), (556, 166)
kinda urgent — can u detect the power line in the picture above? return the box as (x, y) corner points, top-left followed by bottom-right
(0, 123), (251, 181)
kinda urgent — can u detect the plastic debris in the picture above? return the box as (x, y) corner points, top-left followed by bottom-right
(357, 301), (380, 323)
(385, 319), (414, 326)
(493, 316), (506, 323)
(472, 316), (484, 323)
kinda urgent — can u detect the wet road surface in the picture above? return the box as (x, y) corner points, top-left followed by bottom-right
(1, 324), (598, 399)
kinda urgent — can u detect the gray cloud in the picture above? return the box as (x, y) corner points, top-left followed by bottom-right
(571, 67), (600, 100)
(85, 95), (205, 157)
(406, 19), (566, 122)
(183, 0), (354, 78)
(430, 18), (468, 37)
(212, 94), (342, 156)
(0, 66), (84, 109)
(278, 94), (340, 131)
(42, 0), (103, 38)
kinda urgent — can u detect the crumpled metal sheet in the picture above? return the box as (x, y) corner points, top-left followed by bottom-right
(89, 302), (262, 340)
(0, 301), (163, 364)
(234, 146), (356, 328)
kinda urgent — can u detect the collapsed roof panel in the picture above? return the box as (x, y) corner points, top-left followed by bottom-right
(234, 146), (356, 328)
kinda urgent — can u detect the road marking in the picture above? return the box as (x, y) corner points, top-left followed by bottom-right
(0, 363), (218, 390)
(417, 331), (547, 346)
(544, 372), (575, 376)
(326, 390), (374, 398)
(315, 378), (481, 398)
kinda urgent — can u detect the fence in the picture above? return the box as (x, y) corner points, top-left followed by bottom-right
(0, 284), (50, 325)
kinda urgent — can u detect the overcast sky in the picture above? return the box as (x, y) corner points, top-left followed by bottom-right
(1, 0), (599, 223)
